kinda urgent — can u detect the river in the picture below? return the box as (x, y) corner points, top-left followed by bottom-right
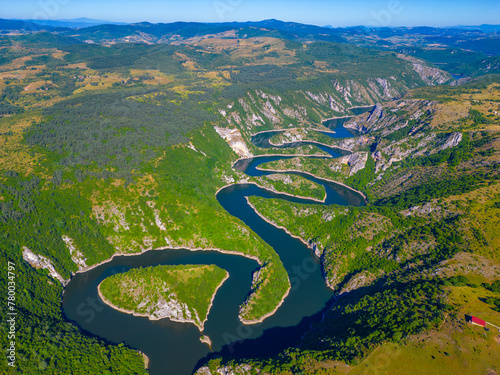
(62, 106), (373, 374)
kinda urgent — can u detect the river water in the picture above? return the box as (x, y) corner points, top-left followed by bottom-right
(62, 107), (373, 374)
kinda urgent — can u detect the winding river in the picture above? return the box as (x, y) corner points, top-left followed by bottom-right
(62, 107), (373, 375)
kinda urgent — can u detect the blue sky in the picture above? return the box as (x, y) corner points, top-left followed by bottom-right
(4, 0), (500, 27)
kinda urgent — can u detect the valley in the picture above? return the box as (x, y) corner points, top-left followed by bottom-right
(0, 18), (499, 375)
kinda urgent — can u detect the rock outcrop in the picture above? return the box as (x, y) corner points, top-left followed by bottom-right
(214, 126), (253, 157)
(367, 103), (384, 125)
(22, 247), (67, 285)
(339, 152), (368, 175)
(397, 54), (452, 85)
(433, 132), (463, 153)
(62, 235), (88, 270)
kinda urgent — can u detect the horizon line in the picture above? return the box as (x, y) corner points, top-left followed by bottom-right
(4, 17), (500, 30)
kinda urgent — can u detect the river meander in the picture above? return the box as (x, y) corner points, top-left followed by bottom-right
(62, 107), (373, 375)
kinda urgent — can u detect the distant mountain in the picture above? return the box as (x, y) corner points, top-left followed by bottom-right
(18, 17), (129, 29)
(58, 19), (346, 44)
(0, 19), (58, 31)
(1, 18), (498, 57)
(62, 17), (128, 25)
(452, 24), (500, 33)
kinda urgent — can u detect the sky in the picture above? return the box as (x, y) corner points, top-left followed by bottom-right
(3, 0), (500, 27)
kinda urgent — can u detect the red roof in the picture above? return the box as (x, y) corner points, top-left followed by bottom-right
(471, 316), (486, 326)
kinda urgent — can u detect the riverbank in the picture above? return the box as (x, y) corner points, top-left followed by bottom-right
(321, 105), (375, 122)
(202, 272), (230, 328)
(232, 153), (331, 168)
(219, 181), (326, 203)
(242, 196), (338, 320)
(139, 351), (149, 370)
(322, 115), (354, 122)
(72, 244), (262, 278)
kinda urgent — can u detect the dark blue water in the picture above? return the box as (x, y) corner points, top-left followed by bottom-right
(62, 120), (365, 375)
(234, 155), (328, 176)
(321, 126), (356, 138)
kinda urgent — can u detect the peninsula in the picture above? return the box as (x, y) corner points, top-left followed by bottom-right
(98, 264), (229, 331)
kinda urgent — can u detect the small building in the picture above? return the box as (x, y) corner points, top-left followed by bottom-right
(468, 315), (486, 328)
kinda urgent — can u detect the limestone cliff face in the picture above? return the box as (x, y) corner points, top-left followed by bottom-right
(338, 98), (464, 174)
(397, 54), (453, 85)
(215, 71), (444, 137)
(214, 126), (253, 157)
(62, 235), (88, 270)
(366, 103), (384, 125)
(338, 152), (369, 176)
